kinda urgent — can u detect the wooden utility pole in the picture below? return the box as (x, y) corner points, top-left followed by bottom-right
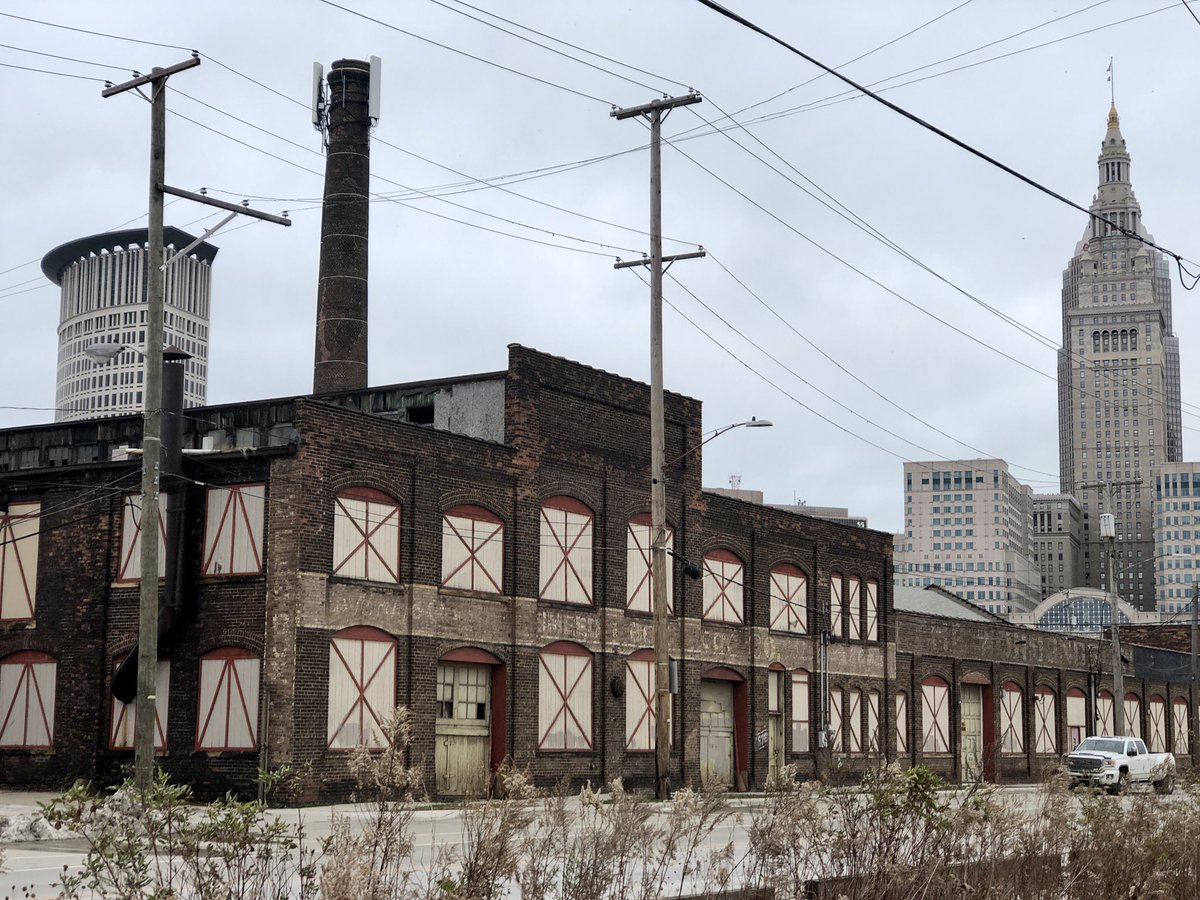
(1079, 477), (1140, 735)
(1191, 582), (1198, 686)
(613, 92), (703, 800)
(103, 57), (290, 791)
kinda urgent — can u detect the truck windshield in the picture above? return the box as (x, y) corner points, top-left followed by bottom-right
(1075, 738), (1124, 754)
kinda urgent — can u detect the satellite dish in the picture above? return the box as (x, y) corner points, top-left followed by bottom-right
(311, 62), (326, 132)
(368, 55), (381, 125)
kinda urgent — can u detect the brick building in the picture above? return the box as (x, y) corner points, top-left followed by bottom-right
(0, 345), (894, 799)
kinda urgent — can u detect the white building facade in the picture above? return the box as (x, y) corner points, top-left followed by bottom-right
(1153, 463), (1200, 613)
(1057, 105), (1181, 610)
(43, 227), (217, 422)
(894, 459), (1040, 616)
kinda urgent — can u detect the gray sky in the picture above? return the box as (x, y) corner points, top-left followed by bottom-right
(3, 0), (1199, 534)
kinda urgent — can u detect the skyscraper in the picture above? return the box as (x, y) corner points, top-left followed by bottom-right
(43, 227), (217, 422)
(1057, 104), (1181, 610)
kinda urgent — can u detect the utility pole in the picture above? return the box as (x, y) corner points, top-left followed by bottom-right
(104, 57), (290, 791)
(613, 92), (703, 800)
(1079, 477), (1140, 736)
(1191, 582), (1198, 686)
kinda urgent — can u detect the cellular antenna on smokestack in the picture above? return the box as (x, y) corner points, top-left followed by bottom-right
(311, 62), (326, 144)
(368, 56), (382, 125)
(312, 58), (375, 394)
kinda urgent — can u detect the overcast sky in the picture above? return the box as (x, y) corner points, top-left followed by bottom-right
(3, 0), (1198, 533)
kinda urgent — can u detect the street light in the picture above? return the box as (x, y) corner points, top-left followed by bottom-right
(89, 340), (191, 786)
(650, 414), (772, 799)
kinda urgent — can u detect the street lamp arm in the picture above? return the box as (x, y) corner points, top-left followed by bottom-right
(662, 417), (773, 471)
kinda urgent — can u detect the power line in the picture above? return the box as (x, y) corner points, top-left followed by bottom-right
(692, 0), (1198, 287)
(0, 60), (109, 82)
(314, 0), (614, 106)
(1181, 0), (1200, 28)
(0, 42), (134, 72)
(0, 12), (192, 51)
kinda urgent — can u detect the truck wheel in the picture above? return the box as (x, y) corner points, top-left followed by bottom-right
(1154, 774), (1175, 795)
(1109, 770), (1129, 795)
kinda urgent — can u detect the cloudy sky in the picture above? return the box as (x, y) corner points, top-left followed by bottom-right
(3, 0), (1198, 533)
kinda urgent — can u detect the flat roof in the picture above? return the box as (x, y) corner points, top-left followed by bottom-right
(41, 227), (219, 285)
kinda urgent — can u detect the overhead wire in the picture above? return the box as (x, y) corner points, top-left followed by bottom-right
(692, 0), (1199, 287)
(0, 61), (109, 82)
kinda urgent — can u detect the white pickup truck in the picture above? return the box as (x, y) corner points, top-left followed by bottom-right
(1066, 735), (1175, 794)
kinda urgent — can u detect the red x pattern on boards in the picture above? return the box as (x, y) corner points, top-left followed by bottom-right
(923, 682), (949, 753)
(197, 655), (257, 750)
(703, 555), (743, 623)
(1034, 692), (1056, 753)
(329, 636), (394, 748)
(0, 654), (54, 748)
(203, 487), (263, 576)
(769, 568), (806, 632)
(333, 496), (400, 582)
(539, 652), (592, 750)
(1001, 687), (1023, 754)
(442, 513), (503, 593)
(0, 504), (38, 620)
(540, 506), (592, 604)
(1147, 698), (1166, 752)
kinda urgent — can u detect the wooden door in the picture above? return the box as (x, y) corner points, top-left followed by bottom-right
(700, 680), (734, 788)
(961, 684), (984, 781)
(435, 663), (490, 796)
(767, 670), (784, 781)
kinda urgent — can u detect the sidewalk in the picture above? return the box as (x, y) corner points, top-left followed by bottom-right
(0, 792), (70, 843)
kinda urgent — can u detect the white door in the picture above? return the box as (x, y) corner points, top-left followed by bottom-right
(435, 663), (490, 796)
(961, 684), (983, 781)
(700, 680), (734, 789)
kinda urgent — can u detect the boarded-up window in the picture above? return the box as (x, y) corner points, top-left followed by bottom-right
(1174, 698), (1190, 756)
(1034, 686), (1057, 754)
(1000, 682), (1024, 755)
(846, 576), (862, 641)
(867, 690), (880, 754)
(625, 650), (670, 751)
(830, 575), (844, 638)
(117, 495), (165, 582)
(196, 648), (259, 751)
(847, 688), (863, 754)
(865, 580), (879, 641)
(328, 627), (395, 750)
(1147, 695), (1166, 753)
(0, 502), (39, 620)
(0, 651), (55, 749)
(895, 691), (909, 754)
(626, 515), (674, 614)
(539, 497), (593, 605)
(1066, 688), (1087, 751)
(442, 505), (504, 593)
(829, 687), (843, 752)
(538, 642), (592, 751)
(791, 669), (810, 752)
(1096, 690), (1114, 737)
(1124, 693), (1142, 740)
(111, 658), (169, 751)
(769, 564), (807, 633)
(202, 485), (265, 576)
(921, 677), (949, 754)
(332, 489), (400, 583)
(702, 550), (744, 624)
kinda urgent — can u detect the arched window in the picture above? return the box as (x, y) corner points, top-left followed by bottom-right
(846, 576), (862, 641)
(0, 501), (40, 620)
(1124, 692), (1142, 740)
(626, 514), (673, 614)
(865, 580), (879, 641)
(538, 642), (592, 751)
(539, 497), (593, 606)
(0, 651), (55, 749)
(895, 691), (909, 755)
(625, 649), (670, 751)
(1096, 689), (1114, 737)
(111, 656), (169, 751)
(830, 574), (844, 638)
(1034, 686), (1057, 754)
(441, 505), (504, 593)
(1000, 682), (1024, 755)
(1130, 330), (1138, 349)
(702, 550), (744, 624)
(1102, 331), (1110, 352)
(1092, 332), (1101, 353)
(768, 564), (807, 633)
(1120, 330), (1129, 351)
(118, 494), (165, 582)
(846, 688), (863, 754)
(867, 690), (881, 754)
(920, 676), (949, 754)
(202, 484), (266, 576)
(1066, 688), (1087, 751)
(328, 627), (396, 750)
(791, 669), (810, 753)
(1147, 695), (1166, 753)
(333, 488), (401, 583)
(829, 687), (844, 752)
(196, 648), (259, 751)
(1173, 697), (1189, 756)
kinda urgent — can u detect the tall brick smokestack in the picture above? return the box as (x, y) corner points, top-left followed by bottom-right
(313, 59), (372, 393)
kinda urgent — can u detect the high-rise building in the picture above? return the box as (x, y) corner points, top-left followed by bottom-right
(1152, 463), (1200, 613)
(1031, 493), (1082, 598)
(42, 227), (217, 422)
(1057, 104), (1181, 610)
(894, 460), (1040, 616)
